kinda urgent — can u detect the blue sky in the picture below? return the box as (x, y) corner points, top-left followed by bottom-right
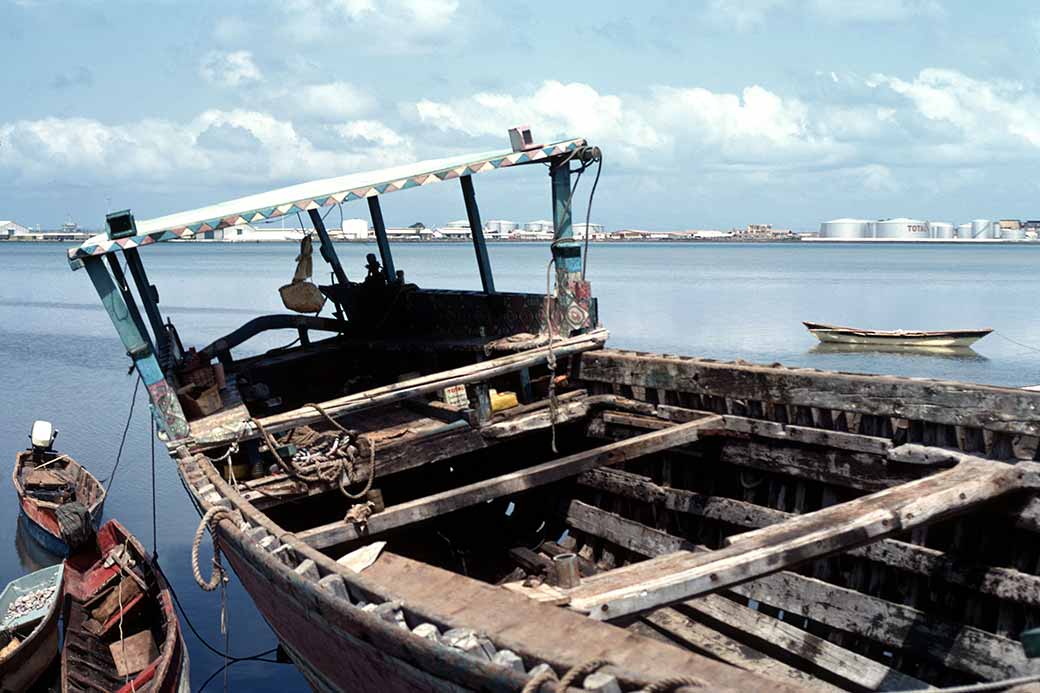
(2, 0), (1040, 231)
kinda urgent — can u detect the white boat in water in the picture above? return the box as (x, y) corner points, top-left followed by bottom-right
(803, 321), (992, 347)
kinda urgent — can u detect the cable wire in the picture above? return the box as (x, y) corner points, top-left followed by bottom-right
(581, 151), (603, 280)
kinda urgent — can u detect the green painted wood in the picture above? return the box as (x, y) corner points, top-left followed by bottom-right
(367, 197), (396, 283)
(460, 175), (495, 294)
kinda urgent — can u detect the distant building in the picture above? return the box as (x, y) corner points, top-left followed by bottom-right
(435, 220), (472, 240)
(0, 220), (29, 238)
(484, 220), (518, 240)
(523, 220), (554, 233)
(334, 218), (370, 240)
(572, 222), (606, 240)
(999, 219), (1022, 231)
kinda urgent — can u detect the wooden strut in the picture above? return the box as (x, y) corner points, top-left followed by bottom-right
(565, 501), (929, 691)
(564, 457), (1036, 621)
(191, 328), (608, 447)
(296, 415), (722, 550)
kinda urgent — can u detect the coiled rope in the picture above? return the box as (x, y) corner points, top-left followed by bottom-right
(644, 676), (706, 691)
(192, 506), (233, 591)
(248, 407), (375, 500)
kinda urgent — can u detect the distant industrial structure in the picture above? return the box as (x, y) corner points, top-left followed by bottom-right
(0, 218), (90, 241)
(814, 218), (1037, 242)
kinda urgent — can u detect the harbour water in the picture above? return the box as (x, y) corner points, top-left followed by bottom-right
(2, 240), (1040, 689)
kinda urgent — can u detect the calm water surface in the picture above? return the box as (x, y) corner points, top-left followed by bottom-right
(2, 240), (1040, 689)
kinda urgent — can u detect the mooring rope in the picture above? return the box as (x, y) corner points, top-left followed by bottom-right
(192, 506), (233, 591)
(544, 256), (560, 455)
(520, 659), (708, 692)
(901, 674), (1040, 693)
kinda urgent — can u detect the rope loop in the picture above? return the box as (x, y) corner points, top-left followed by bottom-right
(192, 506), (233, 591)
(644, 675), (707, 692)
(558, 659), (610, 689)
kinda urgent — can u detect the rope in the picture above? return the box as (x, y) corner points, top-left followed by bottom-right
(150, 417), (158, 557)
(116, 537), (135, 692)
(103, 375), (141, 494)
(901, 674), (1040, 693)
(558, 659), (610, 688)
(993, 330), (1040, 355)
(644, 675), (707, 691)
(545, 257), (559, 454)
(521, 668), (558, 693)
(580, 150), (603, 281)
(192, 506), (233, 591)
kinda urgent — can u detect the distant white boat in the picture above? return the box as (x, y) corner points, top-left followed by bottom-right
(804, 321), (992, 348)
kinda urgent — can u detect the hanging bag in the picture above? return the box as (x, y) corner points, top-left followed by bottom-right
(279, 234), (325, 313)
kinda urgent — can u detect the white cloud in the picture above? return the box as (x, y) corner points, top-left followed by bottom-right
(293, 82), (375, 120)
(0, 111), (414, 187)
(869, 69), (1040, 151)
(280, 0), (463, 50)
(709, 0), (942, 29)
(199, 50), (263, 88)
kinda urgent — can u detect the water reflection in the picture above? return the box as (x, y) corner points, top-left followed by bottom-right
(809, 342), (986, 360)
(15, 516), (63, 573)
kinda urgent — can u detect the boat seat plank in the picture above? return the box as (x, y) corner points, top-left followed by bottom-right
(566, 459), (1026, 621)
(297, 416), (722, 551)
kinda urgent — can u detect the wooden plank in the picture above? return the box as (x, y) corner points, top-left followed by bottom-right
(568, 501), (921, 691)
(566, 460), (1024, 620)
(297, 416), (723, 550)
(735, 571), (1027, 681)
(629, 614), (843, 692)
(579, 349), (1040, 436)
(481, 396), (591, 439)
(193, 328), (608, 446)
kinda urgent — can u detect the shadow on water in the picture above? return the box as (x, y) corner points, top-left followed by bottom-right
(14, 516), (63, 574)
(809, 342), (987, 361)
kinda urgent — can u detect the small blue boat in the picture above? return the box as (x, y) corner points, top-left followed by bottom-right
(0, 564), (64, 691)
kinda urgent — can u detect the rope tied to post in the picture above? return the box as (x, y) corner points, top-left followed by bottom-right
(192, 506), (234, 591)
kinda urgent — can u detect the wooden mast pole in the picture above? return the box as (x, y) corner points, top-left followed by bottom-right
(460, 175), (495, 294)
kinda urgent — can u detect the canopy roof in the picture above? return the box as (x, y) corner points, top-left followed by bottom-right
(71, 137), (585, 260)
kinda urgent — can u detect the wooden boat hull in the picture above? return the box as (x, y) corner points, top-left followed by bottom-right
(804, 321), (992, 347)
(0, 564), (64, 693)
(61, 520), (189, 693)
(13, 450), (106, 557)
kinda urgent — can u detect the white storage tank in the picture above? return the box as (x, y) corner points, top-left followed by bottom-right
(819, 218), (874, 239)
(957, 223), (972, 239)
(1002, 225), (1025, 240)
(874, 218), (928, 239)
(971, 219), (994, 239)
(929, 221), (955, 239)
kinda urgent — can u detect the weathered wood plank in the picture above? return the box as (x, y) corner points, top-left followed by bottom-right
(297, 416), (723, 550)
(567, 460), (1025, 620)
(194, 328), (608, 447)
(579, 349), (1040, 436)
(630, 613), (844, 692)
(568, 499), (925, 690)
(735, 571), (1027, 681)
(578, 468), (1040, 606)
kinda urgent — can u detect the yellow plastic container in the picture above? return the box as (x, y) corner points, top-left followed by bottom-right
(490, 389), (519, 413)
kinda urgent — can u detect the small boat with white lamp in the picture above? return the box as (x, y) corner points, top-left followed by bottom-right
(804, 321), (992, 348)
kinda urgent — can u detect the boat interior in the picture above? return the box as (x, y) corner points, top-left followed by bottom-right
(15, 450), (104, 513)
(62, 521), (178, 692)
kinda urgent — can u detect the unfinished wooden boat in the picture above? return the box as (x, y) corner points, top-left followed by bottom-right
(72, 133), (1040, 691)
(804, 320), (992, 347)
(13, 421), (107, 557)
(62, 519), (189, 693)
(0, 564), (63, 692)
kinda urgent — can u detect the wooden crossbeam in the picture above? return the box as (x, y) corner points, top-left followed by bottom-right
(580, 467), (1040, 606)
(297, 415), (722, 551)
(565, 458), (1026, 621)
(565, 501), (924, 691)
(192, 328), (608, 447)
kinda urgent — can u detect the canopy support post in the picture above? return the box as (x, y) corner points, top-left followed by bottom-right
(367, 197), (396, 283)
(123, 247), (168, 356)
(549, 159), (591, 335)
(83, 256), (189, 440)
(460, 175), (495, 294)
(106, 255), (153, 356)
(308, 209), (349, 287)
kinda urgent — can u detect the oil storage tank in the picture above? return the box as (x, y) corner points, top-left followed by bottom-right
(957, 223), (972, 239)
(971, 219), (995, 239)
(874, 218), (928, 240)
(819, 218), (873, 239)
(929, 221), (955, 239)
(1002, 225), (1025, 240)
